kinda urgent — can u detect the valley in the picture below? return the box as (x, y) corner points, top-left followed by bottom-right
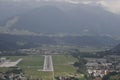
(0, 0), (120, 80)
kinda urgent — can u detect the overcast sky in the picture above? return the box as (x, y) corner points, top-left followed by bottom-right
(63, 0), (120, 14)
(1, 0), (120, 14)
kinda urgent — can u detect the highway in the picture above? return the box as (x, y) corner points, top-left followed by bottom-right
(43, 55), (54, 71)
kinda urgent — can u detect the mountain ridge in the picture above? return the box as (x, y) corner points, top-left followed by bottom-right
(0, 2), (120, 36)
(10, 5), (120, 36)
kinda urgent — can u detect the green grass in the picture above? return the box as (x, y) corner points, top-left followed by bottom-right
(78, 47), (106, 53)
(18, 55), (44, 66)
(0, 55), (84, 80)
(15, 55), (53, 80)
(52, 55), (78, 76)
(0, 55), (54, 80)
(24, 70), (53, 80)
(0, 67), (13, 72)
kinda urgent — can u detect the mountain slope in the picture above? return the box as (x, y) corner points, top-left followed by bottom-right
(107, 44), (120, 55)
(0, 2), (120, 36)
(98, 43), (120, 56)
(0, 34), (56, 50)
(0, 34), (119, 50)
(11, 4), (120, 36)
(68, 5), (120, 35)
(13, 6), (72, 33)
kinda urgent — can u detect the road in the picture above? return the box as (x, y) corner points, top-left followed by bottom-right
(43, 55), (54, 71)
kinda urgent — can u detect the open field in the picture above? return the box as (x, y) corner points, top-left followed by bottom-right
(10, 55), (53, 80)
(78, 47), (106, 52)
(0, 55), (84, 80)
(52, 55), (78, 76)
(37, 45), (107, 54)
(0, 55), (52, 79)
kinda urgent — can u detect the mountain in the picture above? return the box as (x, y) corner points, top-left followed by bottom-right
(0, 2), (120, 36)
(0, 34), (56, 50)
(0, 0), (40, 25)
(0, 34), (119, 51)
(97, 43), (120, 56)
(68, 5), (120, 35)
(58, 36), (119, 47)
(106, 44), (120, 55)
(10, 4), (120, 36)
(12, 6), (72, 33)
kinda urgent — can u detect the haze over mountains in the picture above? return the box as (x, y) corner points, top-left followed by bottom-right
(0, 0), (120, 37)
(1, 0), (120, 53)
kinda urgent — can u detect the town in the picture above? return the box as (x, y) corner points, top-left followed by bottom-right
(85, 55), (120, 80)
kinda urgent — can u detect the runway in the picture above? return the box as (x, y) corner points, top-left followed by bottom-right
(43, 55), (54, 71)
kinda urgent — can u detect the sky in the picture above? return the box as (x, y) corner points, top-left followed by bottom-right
(0, 0), (120, 14)
(64, 0), (120, 14)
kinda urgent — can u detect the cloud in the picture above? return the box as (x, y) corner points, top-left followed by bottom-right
(1, 0), (120, 14)
(55, 0), (120, 14)
(97, 0), (120, 14)
(70, 0), (120, 14)
(64, 0), (120, 14)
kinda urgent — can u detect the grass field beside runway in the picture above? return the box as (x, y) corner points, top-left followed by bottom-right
(52, 55), (78, 76)
(0, 55), (81, 80)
